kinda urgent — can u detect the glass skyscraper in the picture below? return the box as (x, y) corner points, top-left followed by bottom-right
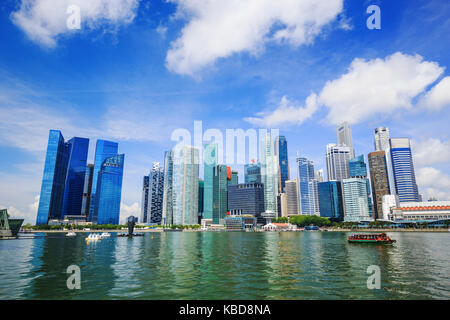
(62, 137), (89, 218)
(337, 121), (355, 158)
(297, 157), (318, 215)
(260, 133), (278, 215)
(318, 181), (344, 221)
(94, 154), (124, 225)
(89, 140), (119, 222)
(81, 164), (94, 216)
(349, 155), (367, 178)
(198, 179), (204, 223)
(342, 178), (371, 222)
(389, 138), (420, 202)
(141, 175), (150, 223)
(349, 155), (373, 218)
(203, 143), (218, 220)
(172, 145), (199, 225)
(141, 162), (164, 224)
(162, 150), (174, 225)
(227, 183), (265, 224)
(244, 162), (261, 183)
(374, 127), (390, 151)
(213, 165), (229, 224)
(275, 135), (289, 193)
(326, 144), (351, 181)
(36, 130), (89, 225)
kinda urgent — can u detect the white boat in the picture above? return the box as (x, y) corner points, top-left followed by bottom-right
(66, 231), (76, 237)
(100, 232), (111, 238)
(86, 233), (101, 241)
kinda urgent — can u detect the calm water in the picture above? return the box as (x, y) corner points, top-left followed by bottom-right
(1, 231), (449, 300)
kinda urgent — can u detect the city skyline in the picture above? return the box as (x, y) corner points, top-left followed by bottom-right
(1, 0), (450, 224)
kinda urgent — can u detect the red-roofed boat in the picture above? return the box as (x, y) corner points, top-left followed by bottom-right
(348, 233), (396, 244)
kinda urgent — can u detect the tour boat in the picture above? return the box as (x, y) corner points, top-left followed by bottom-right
(348, 233), (396, 244)
(86, 233), (101, 241)
(66, 231), (76, 237)
(100, 232), (111, 238)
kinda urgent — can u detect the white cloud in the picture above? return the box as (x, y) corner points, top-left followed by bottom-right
(418, 76), (450, 111)
(416, 167), (450, 201)
(11, 0), (140, 47)
(245, 93), (318, 127)
(120, 202), (140, 224)
(166, 0), (343, 76)
(156, 25), (168, 38)
(319, 52), (444, 124)
(0, 106), (76, 152)
(412, 138), (450, 167)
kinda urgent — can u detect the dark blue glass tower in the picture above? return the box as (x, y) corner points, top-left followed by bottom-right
(318, 181), (344, 221)
(62, 137), (89, 217)
(349, 155), (367, 178)
(36, 131), (89, 225)
(228, 183), (265, 224)
(94, 154), (125, 225)
(89, 140), (119, 222)
(275, 136), (289, 192)
(36, 130), (70, 224)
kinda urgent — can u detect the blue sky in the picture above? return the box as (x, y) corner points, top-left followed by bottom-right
(1, 0), (449, 223)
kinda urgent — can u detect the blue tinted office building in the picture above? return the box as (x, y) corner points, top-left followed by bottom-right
(36, 130), (89, 225)
(94, 154), (125, 225)
(244, 162), (261, 183)
(318, 181), (344, 221)
(275, 136), (289, 193)
(228, 183), (265, 223)
(89, 140), (119, 221)
(389, 138), (420, 202)
(349, 155), (367, 178)
(62, 137), (89, 217)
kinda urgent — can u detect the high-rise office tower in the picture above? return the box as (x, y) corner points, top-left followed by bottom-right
(245, 162), (261, 183)
(388, 138), (420, 202)
(368, 151), (391, 220)
(326, 144), (351, 182)
(36, 130), (89, 225)
(198, 179), (204, 223)
(275, 136), (289, 193)
(285, 179), (300, 216)
(213, 165), (229, 224)
(342, 178), (371, 222)
(94, 154), (125, 225)
(314, 169), (324, 183)
(260, 133), (279, 215)
(162, 150), (174, 225)
(228, 169), (239, 186)
(297, 157), (318, 215)
(318, 181), (344, 221)
(141, 162), (164, 224)
(349, 155), (373, 218)
(374, 127), (390, 151)
(89, 139), (119, 222)
(203, 143), (218, 220)
(337, 121), (355, 158)
(61, 137), (89, 218)
(227, 183), (265, 223)
(172, 145), (199, 225)
(81, 164), (94, 217)
(141, 175), (150, 223)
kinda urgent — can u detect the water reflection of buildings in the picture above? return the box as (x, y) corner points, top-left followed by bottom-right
(25, 234), (118, 299)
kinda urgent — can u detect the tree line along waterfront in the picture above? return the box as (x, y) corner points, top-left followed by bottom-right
(22, 215), (450, 231)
